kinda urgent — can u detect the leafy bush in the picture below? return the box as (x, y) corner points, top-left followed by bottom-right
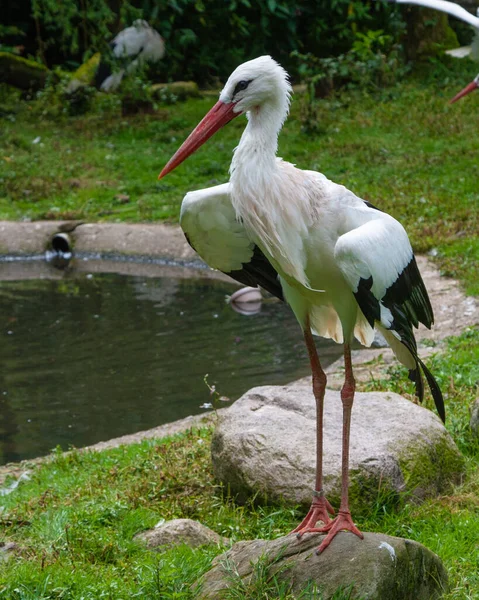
(33, 70), (97, 117)
(292, 29), (410, 134)
(116, 67), (158, 115)
(2, 0), (404, 84)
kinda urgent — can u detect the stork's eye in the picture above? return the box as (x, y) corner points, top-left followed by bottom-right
(233, 79), (252, 97)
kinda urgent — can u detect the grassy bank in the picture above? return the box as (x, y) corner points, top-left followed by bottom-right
(1, 71), (478, 293)
(0, 328), (478, 599)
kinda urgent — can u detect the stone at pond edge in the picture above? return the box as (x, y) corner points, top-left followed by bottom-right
(197, 532), (448, 600)
(212, 382), (464, 513)
(134, 518), (228, 550)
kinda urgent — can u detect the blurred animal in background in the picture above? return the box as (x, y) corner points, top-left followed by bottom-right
(383, 0), (479, 101)
(95, 20), (165, 92)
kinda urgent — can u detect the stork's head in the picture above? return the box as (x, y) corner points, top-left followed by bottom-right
(219, 55), (291, 113)
(450, 73), (479, 104)
(159, 56), (291, 179)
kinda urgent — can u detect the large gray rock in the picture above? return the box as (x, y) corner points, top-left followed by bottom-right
(198, 531), (448, 600)
(212, 381), (464, 512)
(134, 518), (228, 550)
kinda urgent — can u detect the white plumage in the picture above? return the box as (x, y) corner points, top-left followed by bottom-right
(385, 0), (479, 100)
(99, 20), (165, 92)
(160, 55), (445, 554)
(386, 0), (479, 29)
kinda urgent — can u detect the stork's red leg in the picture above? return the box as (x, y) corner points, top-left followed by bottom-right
(292, 321), (335, 536)
(312, 343), (364, 554)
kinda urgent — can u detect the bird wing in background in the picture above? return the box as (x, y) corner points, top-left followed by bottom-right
(386, 0), (479, 29)
(334, 208), (444, 421)
(445, 45), (472, 58)
(180, 183), (284, 300)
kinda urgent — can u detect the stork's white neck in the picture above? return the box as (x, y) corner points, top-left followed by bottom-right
(230, 97), (287, 183)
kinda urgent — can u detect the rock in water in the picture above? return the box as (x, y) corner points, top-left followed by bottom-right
(212, 381), (464, 512)
(197, 532), (448, 600)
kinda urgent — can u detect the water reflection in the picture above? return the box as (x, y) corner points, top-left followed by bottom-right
(0, 273), (341, 464)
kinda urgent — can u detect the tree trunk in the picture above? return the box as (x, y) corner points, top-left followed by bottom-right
(401, 7), (459, 61)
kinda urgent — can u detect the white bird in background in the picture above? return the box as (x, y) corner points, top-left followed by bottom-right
(96, 19), (165, 92)
(159, 56), (445, 554)
(384, 0), (479, 101)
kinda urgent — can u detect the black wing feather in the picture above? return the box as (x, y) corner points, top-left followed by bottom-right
(383, 255), (433, 329)
(352, 259), (445, 423)
(226, 245), (284, 301)
(353, 276), (380, 328)
(184, 234), (284, 301)
(362, 199), (433, 328)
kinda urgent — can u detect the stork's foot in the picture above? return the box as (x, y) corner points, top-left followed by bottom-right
(313, 509), (363, 554)
(292, 494), (335, 537)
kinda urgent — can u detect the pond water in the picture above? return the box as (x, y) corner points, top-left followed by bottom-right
(0, 268), (342, 465)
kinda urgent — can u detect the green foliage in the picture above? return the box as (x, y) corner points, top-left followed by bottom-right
(2, 0), (406, 84)
(292, 29), (410, 133)
(0, 25), (25, 54)
(116, 67), (158, 116)
(32, 70), (97, 117)
(30, 0), (140, 63)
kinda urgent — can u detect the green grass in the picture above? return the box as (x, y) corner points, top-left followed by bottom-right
(0, 328), (478, 599)
(0, 72), (478, 292)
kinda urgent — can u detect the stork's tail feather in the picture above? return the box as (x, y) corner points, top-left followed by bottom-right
(408, 357), (445, 424)
(376, 321), (446, 423)
(418, 358), (446, 424)
(408, 365), (424, 403)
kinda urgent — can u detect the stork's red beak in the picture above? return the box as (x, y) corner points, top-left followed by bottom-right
(450, 79), (479, 104)
(159, 100), (240, 179)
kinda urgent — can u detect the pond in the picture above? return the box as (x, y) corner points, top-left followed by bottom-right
(0, 262), (342, 465)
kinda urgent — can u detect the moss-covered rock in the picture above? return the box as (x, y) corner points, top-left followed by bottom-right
(211, 383), (465, 514)
(198, 532), (448, 600)
(0, 52), (49, 91)
(70, 52), (101, 86)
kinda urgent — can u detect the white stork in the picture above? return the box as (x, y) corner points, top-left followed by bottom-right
(96, 19), (165, 92)
(384, 0), (479, 101)
(159, 56), (445, 554)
